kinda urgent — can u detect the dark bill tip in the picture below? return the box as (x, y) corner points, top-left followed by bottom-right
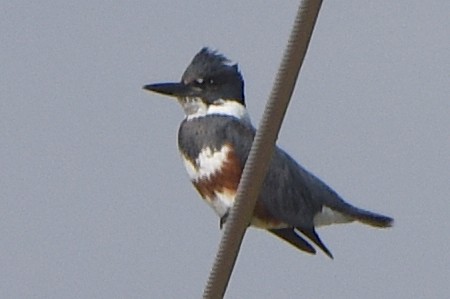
(142, 82), (190, 98)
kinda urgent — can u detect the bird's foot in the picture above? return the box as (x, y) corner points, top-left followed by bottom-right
(219, 212), (229, 230)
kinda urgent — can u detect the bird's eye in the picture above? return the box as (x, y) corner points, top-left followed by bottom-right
(193, 77), (216, 87)
(195, 78), (204, 85)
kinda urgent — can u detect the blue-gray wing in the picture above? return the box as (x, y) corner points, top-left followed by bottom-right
(260, 148), (326, 228)
(221, 117), (329, 227)
(220, 115), (392, 229)
(220, 117), (326, 224)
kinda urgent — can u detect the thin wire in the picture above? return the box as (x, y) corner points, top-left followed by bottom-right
(202, 1), (323, 298)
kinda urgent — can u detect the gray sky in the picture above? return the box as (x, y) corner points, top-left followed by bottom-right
(1, 1), (449, 298)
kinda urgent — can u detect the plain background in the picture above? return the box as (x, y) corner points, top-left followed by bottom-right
(1, 1), (449, 298)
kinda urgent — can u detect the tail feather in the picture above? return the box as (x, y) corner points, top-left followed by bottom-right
(314, 204), (394, 228)
(297, 227), (333, 259)
(349, 207), (394, 227)
(322, 201), (394, 228)
(268, 228), (316, 256)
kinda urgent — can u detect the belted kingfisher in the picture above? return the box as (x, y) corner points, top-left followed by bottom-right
(143, 48), (393, 258)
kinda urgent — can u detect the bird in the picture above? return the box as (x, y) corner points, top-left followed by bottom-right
(143, 47), (393, 258)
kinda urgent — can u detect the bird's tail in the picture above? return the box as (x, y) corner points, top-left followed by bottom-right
(317, 185), (393, 227)
(338, 205), (393, 228)
(330, 201), (394, 228)
(314, 199), (393, 228)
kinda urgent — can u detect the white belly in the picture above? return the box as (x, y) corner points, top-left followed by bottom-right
(208, 190), (235, 217)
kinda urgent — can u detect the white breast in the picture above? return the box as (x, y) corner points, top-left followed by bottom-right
(181, 146), (230, 182)
(181, 146), (235, 217)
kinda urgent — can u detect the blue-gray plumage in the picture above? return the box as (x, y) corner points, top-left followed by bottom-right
(143, 47), (393, 258)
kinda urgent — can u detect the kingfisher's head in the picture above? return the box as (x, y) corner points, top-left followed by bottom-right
(143, 48), (249, 122)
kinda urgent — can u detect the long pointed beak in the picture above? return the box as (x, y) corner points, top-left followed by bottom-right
(143, 82), (195, 98)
